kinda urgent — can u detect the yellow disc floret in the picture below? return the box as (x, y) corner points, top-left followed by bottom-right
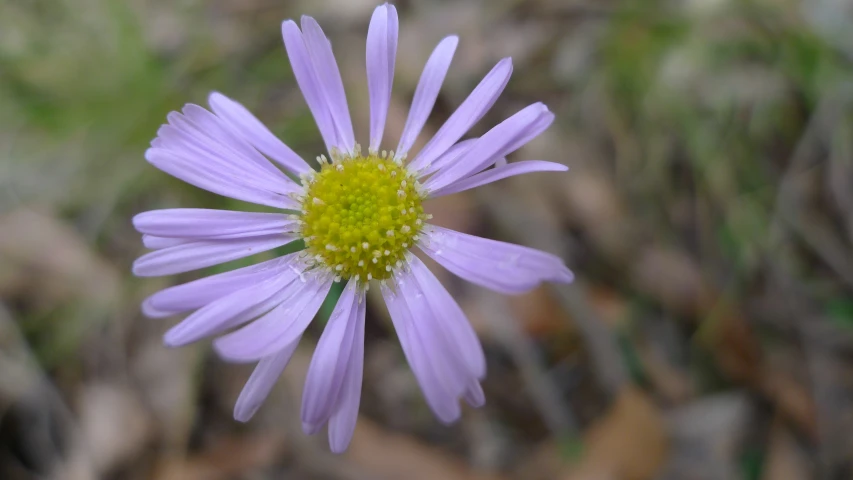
(299, 151), (426, 283)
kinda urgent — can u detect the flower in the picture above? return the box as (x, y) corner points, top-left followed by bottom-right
(133, 3), (573, 453)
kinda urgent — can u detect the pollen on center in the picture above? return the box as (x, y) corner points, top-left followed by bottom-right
(298, 151), (427, 283)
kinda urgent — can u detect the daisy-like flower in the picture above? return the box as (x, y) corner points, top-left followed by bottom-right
(133, 3), (573, 452)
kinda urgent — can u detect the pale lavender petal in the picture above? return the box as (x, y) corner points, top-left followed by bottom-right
(300, 282), (361, 434)
(424, 103), (554, 192)
(234, 338), (301, 422)
(402, 311), (468, 408)
(141, 299), (173, 318)
(281, 20), (339, 151)
(142, 235), (189, 250)
(327, 296), (366, 453)
(420, 225), (574, 294)
(301, 16), (355, 153)
(429, 161), (567, 197)
(162, 109), (297, 191)
(395, 36), (457, 160)
(208, 92), (312, 174)
(142, 255), (297, 318)
(463, 381), (485, 408)
(366, 4), (398, 152)
(406, 58), (512, 172)
(494, 156), (507, 167)
(132, 234), (295, 277)
(163, 269), (301, 346)
(407, 255), (486, 379)
(133, 209), (296, 238)
(213, 275), (333, 361)
(394, 37), (458, 159)
(179, 104), (292, 180)
(418, 137), (476, 177)
(381, 279), (461, 423)
(145, 148), (299, 209)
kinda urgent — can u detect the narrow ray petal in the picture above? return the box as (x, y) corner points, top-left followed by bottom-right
(141, 235), (189, 250)
(463, 381), (485, 408)
(395, 36), (458, 159)
(407, 255), (486, 379)
(327, 296), (366, 453)
(163, 109), (295, 188)
(282, 20), (339, 151)
(145, 148), (300, 209)
(429, 160), (567, 197)
(301, 16), (355, 153)
(142, 255), (297, 318)
(163, 269), (301, 346)
(424, 103), (554, 192)
(420, 225), (574, 294)
(132, 234), (295, 277)
(366, 4), (398, 152)
(234, 338), (301, 422)
(418, 137), (476, 177)
(381, 279), (462, 424)
(406, 58), (512, 172)
(213, 276), (333, 361)
(134, 209), (296, 238)
(208, 92), (312, 173)
(301, 282), (362, 434)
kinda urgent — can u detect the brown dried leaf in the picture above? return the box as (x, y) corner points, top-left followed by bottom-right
(562, 387), (668, 480)
(347, 418), (508, 480)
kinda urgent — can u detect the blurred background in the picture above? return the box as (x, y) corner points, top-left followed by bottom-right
(2, 0), (853, 478)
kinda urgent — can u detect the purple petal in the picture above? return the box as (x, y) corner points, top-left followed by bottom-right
(406, 58), (512, 172)
(161, 108), (298, 191)
(327, 296), (366, 453)
(301, 16), (355, 153)
(394, 36), (458, 159)
(420, 225), (574, 294)
(145, 148), (299, 209)
(381, 279), (461, 424)
(233, 338), (301, 422)
(418, 137), (476, 177)
(407, 255), (486, 379)
(282, 20), (339, 152)
(179, 104), (291, 180)
(163, 268), (302, 347)
(132, 234), (295, 277)
(133, 209), (297, 238)
(463, 381), (485, 408)
(366, 4), (398, 152)
(213, 275), (333, 361)
(424, 103), (554, 192)
(300, 282), (362, 434)
(141, 235), (189, 250)
(429, 160), (567, 197)
(208, 92), (312, 174)
(142, 255), (297, 318)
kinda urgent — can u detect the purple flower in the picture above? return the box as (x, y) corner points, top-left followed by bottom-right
(133, 3), (573, 453)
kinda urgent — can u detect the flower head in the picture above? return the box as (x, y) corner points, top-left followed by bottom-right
(133, 3), (573, 453)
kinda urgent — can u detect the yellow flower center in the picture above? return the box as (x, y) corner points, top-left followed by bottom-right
(299, 152), (426, 283)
